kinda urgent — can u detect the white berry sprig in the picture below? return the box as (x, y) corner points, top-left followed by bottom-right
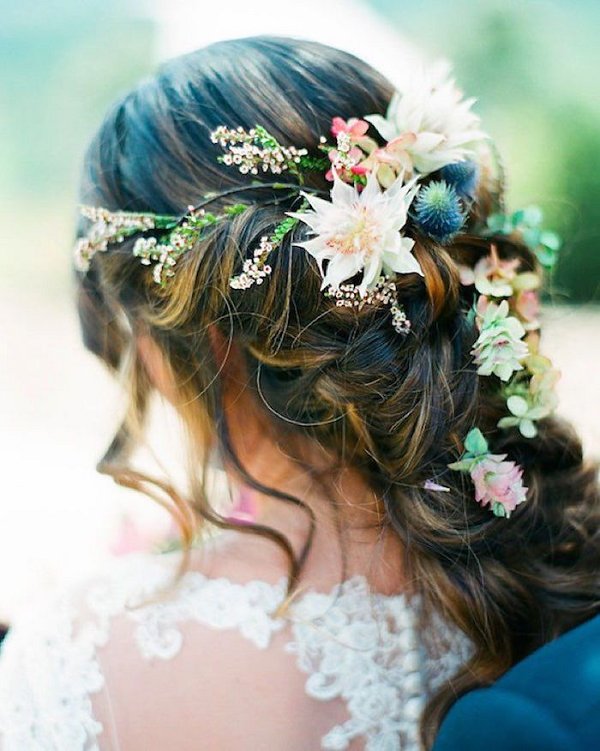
(211, 125), (308, 178)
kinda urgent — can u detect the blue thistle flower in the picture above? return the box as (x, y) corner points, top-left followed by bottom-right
(413, 180), (466, 243)
(439, 160), (479, 199)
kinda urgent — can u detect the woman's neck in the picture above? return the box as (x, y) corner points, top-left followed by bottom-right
(223, 404), (406, 595)
(202, 360), (408, 595)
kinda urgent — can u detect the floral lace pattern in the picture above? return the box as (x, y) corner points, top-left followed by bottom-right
(0, 554), (471, 750)
(0, 555), (173, 751)
(286, 579), (429, 750)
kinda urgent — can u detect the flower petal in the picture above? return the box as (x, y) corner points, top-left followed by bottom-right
(321, 252), (364, 291)
(359, 255), (384, 294)
(382, 237), (423, 276)
(330, 170), (358, 207)
(364, 113), (398, 142)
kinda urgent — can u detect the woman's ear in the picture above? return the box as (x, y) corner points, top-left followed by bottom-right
(207, 325), (246, 386)
(137, 327), (245, 406)
(136, 333), (178, 403)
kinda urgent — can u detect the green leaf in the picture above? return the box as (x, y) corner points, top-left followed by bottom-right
(448, 459), (473, 472)
(487, 213), (510, 234)
(223, 203), (249, 216)
(540, 230), (562, 251)
(527, 406), (548, 420)
(298, 155), (330, 171)
(519, 419), (537, 438)
(511, 209), (525, 227)
(464, 428), (488, 456)
(271, 216), (299, 245)
(466, 303), (478, 327)
(515, 206), (543, 227)
(521, 227), (542, 248)
(507, 395), (529, 417)
(154, 215), (180, 230)
(534, 245), (559, 269)
(254, 124), (279, 150)
(492, 502), (509, 518)
(498, 416), (519, 429)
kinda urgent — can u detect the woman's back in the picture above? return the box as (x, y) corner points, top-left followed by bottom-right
(0, 534), (470, 750)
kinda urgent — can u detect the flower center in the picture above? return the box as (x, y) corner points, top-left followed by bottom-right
(326, 209), (381, 257)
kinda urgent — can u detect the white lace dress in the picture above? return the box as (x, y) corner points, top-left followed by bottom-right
(0, 553), (471, 751)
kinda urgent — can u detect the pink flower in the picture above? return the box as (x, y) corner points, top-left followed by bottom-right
(472, 249), (521, 297)
(449, 428), (528, 518)
(328, 147), (364, 165)
(475, 293), (490, 322)
(470, 455), (528, 517)
(331, 117), (370, 138)
(326, 146), (366, 182)
(458, 264), (475, 286)
(354, 133), (418, 188)
(372, 133), (417, 169)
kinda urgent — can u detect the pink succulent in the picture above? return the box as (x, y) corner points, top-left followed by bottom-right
(354, 133), (418, 188)
(372, 133), (417, 169)
(515, 289), (540, 329)
(475, 293), (490, 323)
(472, 248), (521, 298)
(470, 454), (528, 517)
(449, 428), (528, 517)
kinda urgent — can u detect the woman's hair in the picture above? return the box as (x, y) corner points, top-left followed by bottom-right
(76, 36), (600, 747)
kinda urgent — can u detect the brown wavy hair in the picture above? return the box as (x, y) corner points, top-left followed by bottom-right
(75, 37), (600, 748)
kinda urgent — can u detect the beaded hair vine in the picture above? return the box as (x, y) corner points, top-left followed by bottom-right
(75, 60), (563, 518)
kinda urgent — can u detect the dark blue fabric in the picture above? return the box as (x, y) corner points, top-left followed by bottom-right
(433, 615), (600, 751)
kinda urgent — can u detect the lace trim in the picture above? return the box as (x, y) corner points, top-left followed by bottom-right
(283, 579), (454, 751)
(0, 555), (172, 751)
(0, 597), (104, 751)
(126, 572), (289, 658)
(0, 554), (471, 751)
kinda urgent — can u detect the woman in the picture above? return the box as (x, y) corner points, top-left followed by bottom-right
(0, 36), (598, 750)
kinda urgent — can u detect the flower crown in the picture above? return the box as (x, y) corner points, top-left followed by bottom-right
(75, 62), (563, 519)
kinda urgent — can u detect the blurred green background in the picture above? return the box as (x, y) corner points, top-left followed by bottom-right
(1, 0), (598, 301)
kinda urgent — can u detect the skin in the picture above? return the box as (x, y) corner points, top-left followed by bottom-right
(136, 330), (407, 596)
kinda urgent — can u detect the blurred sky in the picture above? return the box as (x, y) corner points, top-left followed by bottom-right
(0, 0), (598, 620)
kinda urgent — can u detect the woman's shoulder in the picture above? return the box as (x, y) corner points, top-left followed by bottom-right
(0, 545), (293, 750)
(0, 538), (292, 663)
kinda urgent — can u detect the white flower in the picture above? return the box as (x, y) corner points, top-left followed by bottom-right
(366, 60), (488, 175)
(289, 171), (422, 295)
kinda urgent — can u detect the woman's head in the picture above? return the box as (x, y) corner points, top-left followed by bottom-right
(76, 36), (600, 747)
(78, 36), (487, 483)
